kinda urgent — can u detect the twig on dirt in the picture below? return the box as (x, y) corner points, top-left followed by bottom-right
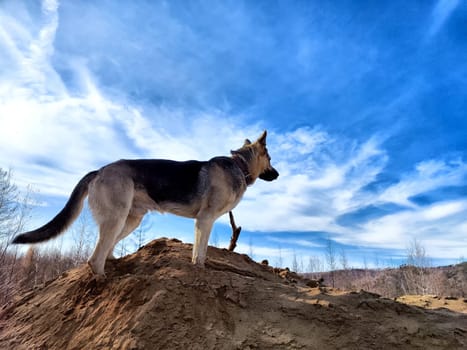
(228, 211), (242, 252)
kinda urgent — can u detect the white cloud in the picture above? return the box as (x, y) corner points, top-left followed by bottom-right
(1, 1), (466, 265)
(275, 127), (327, 155)
(267, 237), (323, 248)
(420, 201), (465, 220)
(117, 107), (262, 161)
(229, 242), (290, 259)
(343, 199), (467, 257)
(228, 131), (467, 262)
(0, 3), (259, 195)
(227, 133), (388, 233)
(0, 1), (262, 196)
(377, 159), (467, 207)
(328, 159), (467, 258)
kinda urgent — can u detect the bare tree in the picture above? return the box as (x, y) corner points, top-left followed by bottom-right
(0, 169), (33, 270)
(298, 255), (305, 273)
(0, 169), (32, 243)
(401, 238), (432, 295)
(71, 208), (95, 264)
(210, 230), (219, 248)
(0, 169), (35, 307)
(339, 248), (349, 270)
(248, 235), (254, 260)
(374, 253), (381, 269)
(307, 255), (323, 274)
(0, 168), (18, 238)
(292, 250), (299, 272)
(325, 237), (337, 287)
(275, 245), (283, 268)
(406, 238), (430, 268)
(133, 216), (152, 249)
(362, 255), (368, 269)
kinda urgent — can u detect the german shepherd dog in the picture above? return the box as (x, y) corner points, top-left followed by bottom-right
(13, 131), (279, 276)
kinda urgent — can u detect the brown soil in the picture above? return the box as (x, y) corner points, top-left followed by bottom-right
(1, 238), (466, 349)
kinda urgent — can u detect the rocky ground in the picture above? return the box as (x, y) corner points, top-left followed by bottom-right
(1, 238), (466, 349)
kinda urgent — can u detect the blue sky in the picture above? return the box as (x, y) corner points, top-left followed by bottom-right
(1, 0), (466, 269)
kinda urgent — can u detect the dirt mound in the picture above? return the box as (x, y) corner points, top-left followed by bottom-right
(1, 238), (466, 349)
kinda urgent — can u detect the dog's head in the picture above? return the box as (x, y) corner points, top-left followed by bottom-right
(254, 131), (279, 181)
(232, 130), (279, 183)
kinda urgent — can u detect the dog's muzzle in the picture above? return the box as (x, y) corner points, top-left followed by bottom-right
(259, 167), (279, 181)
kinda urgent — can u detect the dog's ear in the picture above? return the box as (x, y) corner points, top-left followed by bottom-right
(257, 130), (267, 145)
(244, 139), (252, 147)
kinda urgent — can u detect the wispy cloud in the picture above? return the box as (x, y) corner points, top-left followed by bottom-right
(0, 2), (253, 194)
(228, 133), (467, 263)
(266, 236), (324, 249)
(227, 131), (389, 233)
(351, 199), (467, 258)
(376, 159), (467, 208)
(427, 0), (460, 38)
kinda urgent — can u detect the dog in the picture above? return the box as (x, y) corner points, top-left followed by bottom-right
(12, 131), (279, 276)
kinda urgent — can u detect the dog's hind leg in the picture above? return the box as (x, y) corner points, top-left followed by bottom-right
(87, 174), (134, 276)
(88, 218), (127, 276)
(192, 216), (215, 266)
(107, 214), (144, 260)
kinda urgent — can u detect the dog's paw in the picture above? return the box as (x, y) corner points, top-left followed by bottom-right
(191, 257), (206, 268)
(87, 260), (106, 279)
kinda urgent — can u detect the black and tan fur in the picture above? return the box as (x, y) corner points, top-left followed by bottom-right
(13, 131), (279, 276)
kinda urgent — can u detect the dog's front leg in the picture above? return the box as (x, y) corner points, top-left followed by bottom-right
(192, 216), (214, 266)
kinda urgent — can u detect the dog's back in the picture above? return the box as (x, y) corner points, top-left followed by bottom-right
(121, 159), (207, 203)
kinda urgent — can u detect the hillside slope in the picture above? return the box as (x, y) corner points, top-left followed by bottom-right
(1, 238), (466, 349)
(307, 263), (467, 299)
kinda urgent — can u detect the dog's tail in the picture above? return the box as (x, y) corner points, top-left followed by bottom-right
(12, 171), (99, 244)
